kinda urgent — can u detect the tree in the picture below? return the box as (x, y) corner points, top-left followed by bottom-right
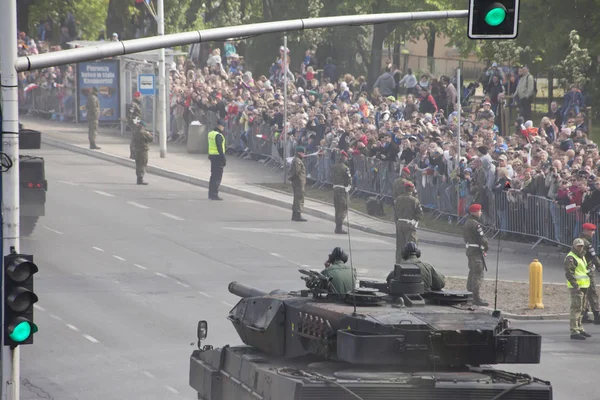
(27, 0), (109, 41)
(553, 30), (592, 89)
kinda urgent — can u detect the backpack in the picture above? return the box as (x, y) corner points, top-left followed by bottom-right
(526, 75), (537, 98)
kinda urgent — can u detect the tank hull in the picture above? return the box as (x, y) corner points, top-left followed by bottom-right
(190, 345), (553, 400)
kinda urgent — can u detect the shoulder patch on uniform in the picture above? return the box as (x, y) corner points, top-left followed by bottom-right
(476, 225), (484, 236)
(566, 256), (575, 263)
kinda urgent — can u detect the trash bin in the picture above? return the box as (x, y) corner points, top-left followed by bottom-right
(187, 121), (209, 154)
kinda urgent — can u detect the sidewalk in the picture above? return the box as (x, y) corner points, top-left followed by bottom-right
(26, 116), (566, 259)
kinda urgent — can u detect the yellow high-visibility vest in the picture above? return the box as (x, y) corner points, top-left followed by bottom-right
(565, 251), (590, 289)
(208, 131), (225, 155)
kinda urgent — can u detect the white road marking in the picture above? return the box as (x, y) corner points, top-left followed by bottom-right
(165, 386), (179, 394)
(301, 264), (311, 268)
(155, 272), (168, 278)
(143, 371), (155, 379)
(270, 252), (282, 257)
(160, 212), (184, 221)
(223, 227), (297, 233)
(134, 264), (148, 270)
(113, 255), (126, 261)
(198, 291), (213, 298)
(58, 180), (78, 186)
(50, 314), (62, 321)
(66, 324), (80, 332)
(33, 304), (45, 312)
(221, 301), (234, 308)
(43, 226), (63, 234)
(176, 281), (190, 288)
(92, 246), (105, 252)
(93, 190), (115, 197)
(83, 334), (99, 343)
(127, 201), (150, 209)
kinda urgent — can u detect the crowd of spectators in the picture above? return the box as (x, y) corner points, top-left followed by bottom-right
(16, 29), (599, 247)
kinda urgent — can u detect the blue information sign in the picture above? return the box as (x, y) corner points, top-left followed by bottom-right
(138, 74), (155, 96)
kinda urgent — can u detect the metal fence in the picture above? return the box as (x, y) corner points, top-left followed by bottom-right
(193, 109), (597, 250)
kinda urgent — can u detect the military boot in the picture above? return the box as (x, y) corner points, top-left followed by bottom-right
(571, 333), (587, 340)
(335, 223), (347, 234)
(583, 311), (593, 324)
(473, 297), (489, 307)
(137, 177), (148, 185)
(295, 214), (307, 222)
(594, 311), (600, 325)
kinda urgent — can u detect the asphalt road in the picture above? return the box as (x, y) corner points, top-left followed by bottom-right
(506, 320), (600, 400)
(19, 145), (571, 399)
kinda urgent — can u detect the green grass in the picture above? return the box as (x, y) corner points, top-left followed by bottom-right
(261, 182), (465, 236)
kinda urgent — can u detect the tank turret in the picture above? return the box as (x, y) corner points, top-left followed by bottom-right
(190, 267), (553, 400)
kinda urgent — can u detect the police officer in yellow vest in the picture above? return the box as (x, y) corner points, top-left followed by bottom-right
(208, 120), (226, 201)
(565, 238), (592, 340)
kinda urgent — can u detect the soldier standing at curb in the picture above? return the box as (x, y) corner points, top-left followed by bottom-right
(394, 181), (422, 264)
(579, 223), (600, 324)
(565, 238), (592, 340)
(463, 203), (489, 306)
(331, 150), (351, 234)
(289, 146), (307, 222)
(87, 87), (101, 150)
(207, 120), (227, 201)
(132, 121), (153, 185)
(129, 91), (143, 159)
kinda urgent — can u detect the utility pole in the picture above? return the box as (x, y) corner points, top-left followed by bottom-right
(1, 1), (21, 398)
(282, 36), (288, 183)
(157, 0), (167, 158)
(455, 68), (461, 220)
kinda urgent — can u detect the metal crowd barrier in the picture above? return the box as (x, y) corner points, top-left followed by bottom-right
(196, 109), (595, 249)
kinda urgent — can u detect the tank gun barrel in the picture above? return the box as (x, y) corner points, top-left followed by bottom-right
(228, 282), (268, 298)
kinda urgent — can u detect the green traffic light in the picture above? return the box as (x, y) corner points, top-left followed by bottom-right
(485, 6), (507, 26)
(9, 321), (32, 342)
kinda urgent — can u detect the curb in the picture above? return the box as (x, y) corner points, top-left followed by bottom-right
(43, 137), (565, 260)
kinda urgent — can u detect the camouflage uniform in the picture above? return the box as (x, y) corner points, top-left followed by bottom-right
(128, 98), (142, 159)
(132, 125), (154, 185)
(321, 260), (356, 295)
(331, 158), (351, 233)
(289, 154), (306, 221)
(579, 232), (600, 322)
(86, 90), (100, 149)
(564, 244), (591, 338)
(463, 214), (489, 304)
(394, 193), (423, 264)
(386, 254), (446, 292)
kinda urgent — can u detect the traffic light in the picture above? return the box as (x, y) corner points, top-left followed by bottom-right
(468, 0), (520, 39)
(4, 253), (38, 347)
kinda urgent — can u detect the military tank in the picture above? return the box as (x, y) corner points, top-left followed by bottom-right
(190, 264), (553, 399)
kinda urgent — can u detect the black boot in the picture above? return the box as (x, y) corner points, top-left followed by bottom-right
(473, 297), (489, 307)
(583, 312), (593, 324)
(335, 223), (347, 234)
(594, 311), (600, 325)
(137, 177), (148, 185)
(292, 213), (307, 222)
(571, 333), (587, 340)
(291, 212), (298, 221)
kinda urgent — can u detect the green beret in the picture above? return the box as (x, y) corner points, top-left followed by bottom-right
(296, 146), (305, 153)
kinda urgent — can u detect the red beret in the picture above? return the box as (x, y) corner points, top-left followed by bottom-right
(133, 91), (141, 98)
(583, 223), (597, 231)
(469, 204), (482, 213)
(402, 167), (411, 174)
(404, 181), (415, 188)
(340, 150), (348, 157)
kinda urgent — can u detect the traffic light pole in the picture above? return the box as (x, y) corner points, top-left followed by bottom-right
(0, 1), (21, 398)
